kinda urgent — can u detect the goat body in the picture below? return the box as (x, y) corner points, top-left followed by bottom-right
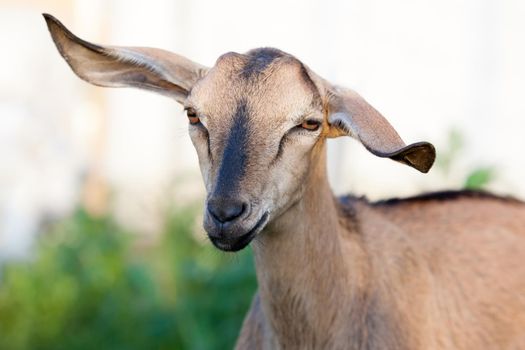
(238, 178), (525, 349)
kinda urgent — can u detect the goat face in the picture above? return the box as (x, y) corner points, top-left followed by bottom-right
(44, 14), (436, 252)
(186, 49), (325, 251)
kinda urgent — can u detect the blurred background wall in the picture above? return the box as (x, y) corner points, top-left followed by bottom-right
(1, 0), (525, 260)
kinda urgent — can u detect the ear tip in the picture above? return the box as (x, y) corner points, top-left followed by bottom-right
(379, 141), (436, 173)
(410, 142), (436, 173)
(42, 13), (58, 26)
(42, 13), (71, 37)
(42, 13), (63, 35)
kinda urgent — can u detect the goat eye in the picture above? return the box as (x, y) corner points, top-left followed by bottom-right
(186, 108), (200, 125)
(300, 119), (321, 131)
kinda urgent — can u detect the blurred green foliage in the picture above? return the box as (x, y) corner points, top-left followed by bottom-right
(435, 128), (465, 176)
(464, 167), (496, 190)
(435, 127), (496, 189)
(0, 206), (257, 350)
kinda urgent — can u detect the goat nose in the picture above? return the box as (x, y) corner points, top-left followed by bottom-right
(207, 198), (247, 223)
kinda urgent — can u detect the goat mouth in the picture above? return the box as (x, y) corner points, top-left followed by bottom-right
(210, 212), (269, 252)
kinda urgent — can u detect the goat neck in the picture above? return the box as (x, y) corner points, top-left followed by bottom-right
(252, 141), (369, 347)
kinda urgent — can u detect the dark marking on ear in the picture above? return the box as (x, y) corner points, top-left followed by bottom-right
(241, 48), (284, 78)
(213, 100), (250, 197)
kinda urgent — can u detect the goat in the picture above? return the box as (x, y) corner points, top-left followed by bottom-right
(44, 14), (525, 349)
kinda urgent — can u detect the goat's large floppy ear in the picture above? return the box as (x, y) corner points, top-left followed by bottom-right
(324, 85), (435, 173)
(43, 14), (208, 104)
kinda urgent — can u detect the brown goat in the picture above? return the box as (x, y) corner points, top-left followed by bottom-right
(44, 14), (525, 349)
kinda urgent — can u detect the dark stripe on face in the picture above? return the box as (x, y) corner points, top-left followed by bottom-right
(241, 48), (284, 78)
(213, 100), (249, 197)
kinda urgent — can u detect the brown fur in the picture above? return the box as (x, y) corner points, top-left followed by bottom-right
(238, 154), (525, 349)
(43, 14), (525, 349)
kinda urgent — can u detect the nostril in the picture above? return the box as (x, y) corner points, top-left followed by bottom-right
(208, 199), (247, 223)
